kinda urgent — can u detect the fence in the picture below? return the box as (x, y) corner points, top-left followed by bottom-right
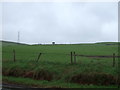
(70, 51), (119, 67)
(4, 50), (119, 67)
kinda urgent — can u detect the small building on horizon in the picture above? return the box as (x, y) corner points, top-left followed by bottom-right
(52, 42), (55, 45)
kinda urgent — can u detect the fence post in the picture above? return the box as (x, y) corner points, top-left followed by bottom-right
(13, 49), (16, 62)
(36, 53), (42, 62)
(113, 53), (115, 67)
(74, 52), (76, 64)
(70, 52), (73, 64)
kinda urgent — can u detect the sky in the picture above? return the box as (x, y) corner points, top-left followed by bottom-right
(1, 2), (118, 44)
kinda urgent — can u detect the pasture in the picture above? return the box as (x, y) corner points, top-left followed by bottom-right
(2, 41), (119, 88)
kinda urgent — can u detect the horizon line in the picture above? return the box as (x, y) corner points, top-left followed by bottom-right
(0, 40), (119, 45)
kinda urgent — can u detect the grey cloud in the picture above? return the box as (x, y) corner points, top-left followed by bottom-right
(2, 2), (118, 44)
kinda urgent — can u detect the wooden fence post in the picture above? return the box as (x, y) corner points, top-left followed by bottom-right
(70, 52), (73, 64)
(74, 52), (76, 64)
(13, 49), (16, 62)
(36, 53), (42, 62)
(113, 53), (115, 67)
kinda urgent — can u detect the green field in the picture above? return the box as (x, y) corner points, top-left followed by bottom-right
(2, 41), (119, 88)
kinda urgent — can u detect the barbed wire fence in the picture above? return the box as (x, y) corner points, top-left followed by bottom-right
(2, 49), (120, 67)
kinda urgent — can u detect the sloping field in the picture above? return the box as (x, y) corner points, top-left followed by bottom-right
(2, 41), (119, 88)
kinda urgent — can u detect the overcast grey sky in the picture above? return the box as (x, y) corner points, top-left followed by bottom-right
(2, 2), (118, 44)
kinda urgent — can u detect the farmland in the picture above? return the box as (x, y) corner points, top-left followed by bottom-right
(2, 41), (119, 88)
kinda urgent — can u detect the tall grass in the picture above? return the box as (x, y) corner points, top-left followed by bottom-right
(2, 42), (119, 86)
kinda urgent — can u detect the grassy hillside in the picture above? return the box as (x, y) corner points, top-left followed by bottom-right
(2, 41), (119, 88)
(95, 42), (119, 45)
(1, 41), (28, 46)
